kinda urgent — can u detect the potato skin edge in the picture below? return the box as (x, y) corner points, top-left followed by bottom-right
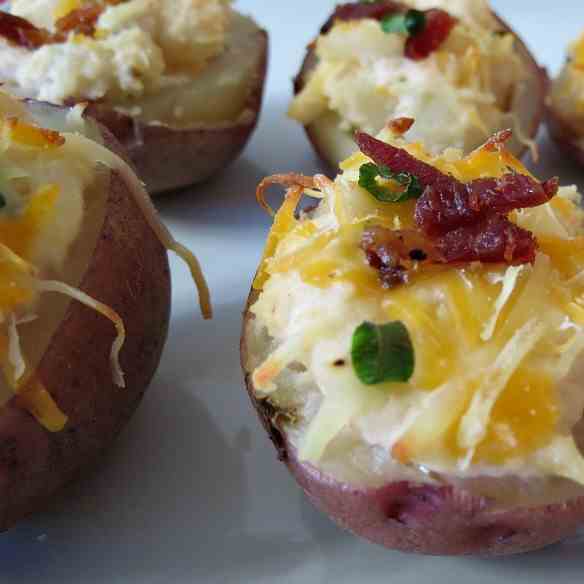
(546, 102), (584, 167)
(241, 289), (584, 556)
(86, 29), (269, 195)
(0, 127), (171, 531)
(293, 11), (547, 168)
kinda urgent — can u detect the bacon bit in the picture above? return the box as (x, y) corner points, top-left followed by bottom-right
(0, 0), (127, 49)
(356, 131), (453, 191)
(388, 117), (415, 135)
(356, 129), (559, 278)
(416, 174), (559, 237)
(361, 225), (440, 287)
(256, 173), (317, 216)
(405, 9), (457, 61)
(0, 12), (55, 49)
(435, 215), (537, 266)
(356, 130), (558, 234)
(321, 1), (403, 34)
(321, 2), (455, 61)
(55, 4), (104, 37)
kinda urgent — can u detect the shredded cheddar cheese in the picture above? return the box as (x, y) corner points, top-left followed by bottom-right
(0, 89), (211, 433)
(249, 128), (584, 488)
(289, 0), (530, 161)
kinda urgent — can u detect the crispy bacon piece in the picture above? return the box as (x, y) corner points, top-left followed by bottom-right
(321, 2), (455, 61)
(355, 132), (559, 235)
(356, 131), (453, 190)
(416, 174), (559, 236)
(0, 1), (127, 49)
(0, 12), (54, 49)
(362, 217), (536, 288)
(56, 5), (104, 37)
(405, 9), (457, 61)
(388, 117), (415, 135)
(355, 130), (558, 278)
(434, 215), (537, 265)
(361, 226), (441, 287)
(321, 1), (403, 34)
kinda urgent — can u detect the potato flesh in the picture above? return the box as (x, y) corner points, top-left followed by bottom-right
(109, 13), (264, 127)
(246, 138), (584, 504)
(0, 104), (106, 409)
(294, 8), (543, 164)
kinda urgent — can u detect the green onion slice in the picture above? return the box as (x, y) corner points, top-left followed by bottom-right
(351, 321), (415, 385)
(381, 9), (426, 36)
(358, 162), (423, 202)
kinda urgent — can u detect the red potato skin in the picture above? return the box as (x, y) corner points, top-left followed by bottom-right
(293, 10), (547, 169)
(546, 103), (584, 167)
(241, 297), (584, 556)
(0, 133), (171, 530)
(86, 29), (268, 195)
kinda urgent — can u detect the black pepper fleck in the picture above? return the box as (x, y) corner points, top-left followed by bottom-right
(409, 249), (428, 261)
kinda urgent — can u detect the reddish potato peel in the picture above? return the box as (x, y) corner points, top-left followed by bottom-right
(84, 28), (268, 194)
(241, 294), (584, 556)
(546, 104), (584, 167)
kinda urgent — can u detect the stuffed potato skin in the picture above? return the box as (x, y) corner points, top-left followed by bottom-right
(293, 8), (546, 169)
(86, 28), (268, 194)
(0, 118), (171, 531)
(242, 300), (584, 556)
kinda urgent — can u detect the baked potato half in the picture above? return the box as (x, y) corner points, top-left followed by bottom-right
(548, 31), (584, 166)
(0, 0), (268, 194)
(0, 91), (210, 530)
(290, 0), (546, 169)
(242, 122), (584, 556)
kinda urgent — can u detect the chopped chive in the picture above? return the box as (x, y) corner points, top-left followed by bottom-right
(381, 9), (426, 36)
(351, 321), (415, 385)
(358, 162), (423, 203)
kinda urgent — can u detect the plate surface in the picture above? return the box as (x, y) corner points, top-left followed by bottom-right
(3, 1), (584, 582)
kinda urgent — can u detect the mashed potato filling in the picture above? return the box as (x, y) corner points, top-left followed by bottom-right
(247, 128), (584, 491)
(0, 90), (211, 432)
(289, 0), (526, 157)
(550, 32), (584, 141)
(0, 96), (96, 427)
(0, 0), (233, 107)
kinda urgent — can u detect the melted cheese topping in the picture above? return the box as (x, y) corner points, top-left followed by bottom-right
(0, 89), (211, 432)
(249, 129), (584, 488)
(289, 0), (527, 159)
(0, 0), (233, 106)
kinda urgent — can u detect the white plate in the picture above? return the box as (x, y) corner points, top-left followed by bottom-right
(3, 1), (584, 582)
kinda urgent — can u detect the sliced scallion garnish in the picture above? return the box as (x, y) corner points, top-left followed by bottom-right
(351, 321), (415, 385)
(358, 162), (423, 202)
(381, 9), (426, 36)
